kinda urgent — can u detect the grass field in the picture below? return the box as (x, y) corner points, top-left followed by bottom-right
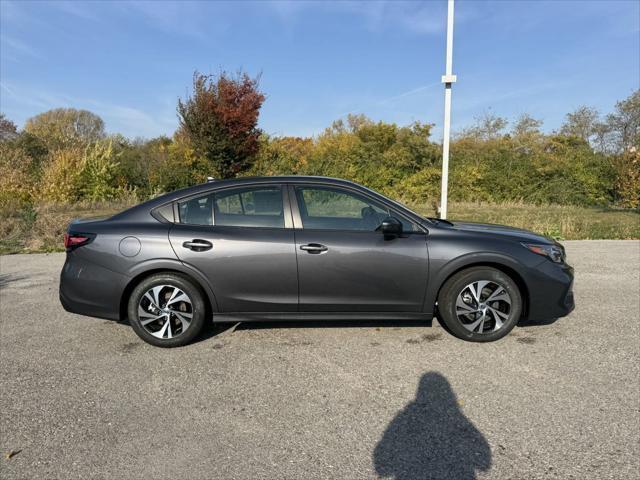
(0, 201), (137, 255)
(412, 202), (640, 241)
(0, 200), (638, 255)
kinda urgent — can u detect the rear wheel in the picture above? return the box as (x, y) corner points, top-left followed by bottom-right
(127, 273), (206, 347)
(437, 267), (522, 342)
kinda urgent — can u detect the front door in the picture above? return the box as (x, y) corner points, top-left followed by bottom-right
(169, 184), (298, 312)
(291, 184), (429, 312)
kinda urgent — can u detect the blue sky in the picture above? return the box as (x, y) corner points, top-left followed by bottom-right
(1, 0), (638, 140)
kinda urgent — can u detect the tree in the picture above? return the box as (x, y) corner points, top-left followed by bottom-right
(24, 108), (105, 150)
(559, 106), (600, 143)
(0, 113), (18, 141)
(177, 70), (265, 178)
(512, 114), (543, 138)
(460, 113), (508, 141)
(606, 90), (640, 152)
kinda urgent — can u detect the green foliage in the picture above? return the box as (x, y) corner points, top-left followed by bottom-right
(79, 140), (120, 201)
(36, 140), (120, 202)
(250, 135), (314, 176)
(11, 132), (49, 175)
(0, 141), (38, 208)
(113, 135), (171, 195)
(0, 91), (638, 214)
(247, 110), (625, 209)
(611, 151), (640, 208)
(0, 113), (18, 140)
(606, 90), (640, 152)
(249, 116), (440, 198)
(37, 148), (85, 202)
(149, 135), (211, 191)
(559, 106), (601, 142)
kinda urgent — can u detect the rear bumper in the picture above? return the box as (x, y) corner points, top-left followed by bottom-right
(524, 261), (575, 321)
(59, 253), (129, 321)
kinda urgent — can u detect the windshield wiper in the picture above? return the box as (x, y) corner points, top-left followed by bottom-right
(426, 217), (454, 226)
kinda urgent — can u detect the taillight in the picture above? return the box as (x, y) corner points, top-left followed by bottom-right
(64, 233), (91, 250)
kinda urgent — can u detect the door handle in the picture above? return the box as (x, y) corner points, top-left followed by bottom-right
(182, 239), (213, 252)
(300, 243), (328, 254)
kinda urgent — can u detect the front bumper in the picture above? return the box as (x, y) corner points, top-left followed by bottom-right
(524, 260), (574, 321)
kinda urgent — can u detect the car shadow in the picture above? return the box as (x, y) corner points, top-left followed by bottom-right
(234, 318), (433, 332)
(373, 372), (491, 480)
(517, 316), (560, 327)
(0, 273), (28, 289)
(194, 315), (560, 344)
(191, 318), (433, 345)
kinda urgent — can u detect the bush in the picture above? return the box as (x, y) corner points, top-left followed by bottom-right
(0, 143), (37, 208)
(37, 148), (84, 202)
(79, 140), (120, 201)
(612, 150), (640, 208)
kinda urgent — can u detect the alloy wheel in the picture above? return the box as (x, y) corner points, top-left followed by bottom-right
(455, 280), (512, 334)
(137, 285), (193, 339)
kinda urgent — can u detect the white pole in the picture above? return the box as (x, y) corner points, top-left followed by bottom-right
(440, 0), (456, 219)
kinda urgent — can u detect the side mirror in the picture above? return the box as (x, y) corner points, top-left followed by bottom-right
(378, 216), (403, 238)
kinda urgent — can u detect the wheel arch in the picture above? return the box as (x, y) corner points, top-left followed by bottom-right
(119, 264), (219, 322)
(427, 257), (530, 319)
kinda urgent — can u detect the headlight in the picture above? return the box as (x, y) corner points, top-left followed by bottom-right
(522, 243), (564, 263)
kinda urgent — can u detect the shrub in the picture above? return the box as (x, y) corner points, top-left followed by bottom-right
(0, 143), (36, 208)
(611, 150), (640, 208)
(79, 140), (120, 201)
(36, 148), (84, 202)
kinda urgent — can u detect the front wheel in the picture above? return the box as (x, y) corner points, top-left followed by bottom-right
(127, 273), (207, 347)
(437, 267), (522, 342)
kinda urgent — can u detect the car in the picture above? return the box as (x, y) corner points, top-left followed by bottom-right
(59, 176), (574, 347)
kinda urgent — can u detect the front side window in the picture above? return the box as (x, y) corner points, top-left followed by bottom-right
(295, 186), (417, 232)
(177, 186), (285, 228)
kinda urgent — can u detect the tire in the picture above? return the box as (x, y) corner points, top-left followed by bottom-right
(127, 273), (207, 348)
(437, 267), (522, 342)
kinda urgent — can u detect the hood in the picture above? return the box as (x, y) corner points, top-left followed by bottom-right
(446, 220), (553, 244)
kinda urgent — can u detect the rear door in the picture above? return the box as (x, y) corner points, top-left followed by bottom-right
(169, 184), (298, 312)
(290, 184), (429, 312)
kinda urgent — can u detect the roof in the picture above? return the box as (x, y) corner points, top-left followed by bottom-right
(209, 175), (358, 186)
(160, 175), (363, 201)
(110, 175), (368, 223)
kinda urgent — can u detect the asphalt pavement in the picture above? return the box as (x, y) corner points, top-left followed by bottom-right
(0, 240), (638, 479)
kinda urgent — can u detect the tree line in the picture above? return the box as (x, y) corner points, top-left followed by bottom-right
(1, 71), (638, 213)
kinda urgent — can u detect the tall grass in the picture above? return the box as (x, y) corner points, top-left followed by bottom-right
(411, 201), (640, 240)
(0, 200), (137, 254)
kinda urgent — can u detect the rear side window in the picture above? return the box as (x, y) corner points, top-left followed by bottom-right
(178, 194), (214, 226)
(214, 186), (284, 228)
(177, 186), (284, 228)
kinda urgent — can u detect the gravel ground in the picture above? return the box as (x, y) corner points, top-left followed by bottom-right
(0, 240), (638, 480)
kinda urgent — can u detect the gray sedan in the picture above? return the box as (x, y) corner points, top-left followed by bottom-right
(60, 176), (574, 347)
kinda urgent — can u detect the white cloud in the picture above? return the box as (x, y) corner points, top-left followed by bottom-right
(0, 82), (176, 139)
(263, 1), (448, 36)
(49, 1), (101, 21)
(0, 34), (41, 61)
(117, 1), (224, 41)
(377, 82), (441, 106)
